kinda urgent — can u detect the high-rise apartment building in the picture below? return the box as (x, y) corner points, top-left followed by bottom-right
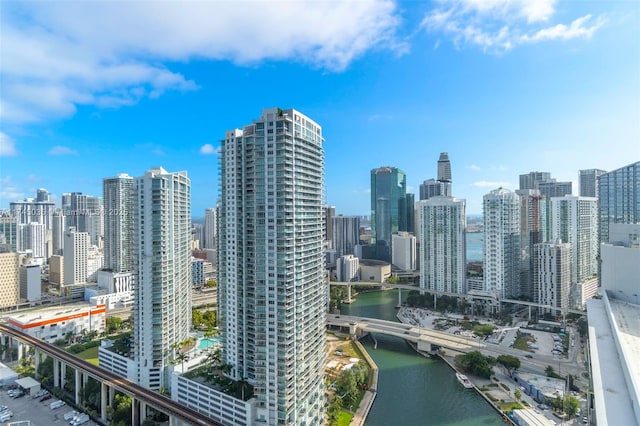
(437, 152), (452, 197)
(0, 213), (18, 253)
(483, 188), (520, 299)
(598, 161), (640, 244)
(391, 231), (417, 272)
(218, 108), (326, 425)
(332, 215), (360, 258)
(86, 195), (103, 247)
(0, 253), (20, 308)
(51, 211), (65, 256)
(533, 242), (571, 315)
(516, 189), (545, 300)
(519, 172), (552, 191)
(418, 197), (466, 294)
(18, 222), (46, 258)
(419, 179), (446, 200)
(10, 192), (56, 231)
(550, 196), (598, 288)
(336, 254), (360, 282)
(324, 206), (336, 248)
(371, 166), (408, 262)
(63, 227), (88, 285)
(132, 167), (191, 390)
(203, 207), (217, 250)
(538, 181), (572, 198)
(103, 174), (133, 273)
(579, 169), (606, 198)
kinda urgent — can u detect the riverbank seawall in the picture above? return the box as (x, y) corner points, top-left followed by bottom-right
(350, 338), (379, 426)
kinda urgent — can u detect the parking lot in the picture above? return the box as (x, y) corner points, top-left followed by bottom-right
(0, 389), (97, 426)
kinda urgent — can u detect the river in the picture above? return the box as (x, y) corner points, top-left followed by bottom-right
(340, 290), (503, 426)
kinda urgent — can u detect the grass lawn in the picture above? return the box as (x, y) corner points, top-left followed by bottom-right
(513, 335), (533, 352)
(337, 410), (354, 426)
(76, 346), (99, 365)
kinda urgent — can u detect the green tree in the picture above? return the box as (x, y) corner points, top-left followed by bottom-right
(106, 317), (123, 334)
(564, 394), (580, 417)
(545, 365), (556, 377)
(192, 309), (204, 328)
(497, 355), (521, 371)
(455, 351), (492, 378)
(514, 389), (522, 401)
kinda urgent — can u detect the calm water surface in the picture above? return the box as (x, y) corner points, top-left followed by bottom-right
(340, 290), (503, 426)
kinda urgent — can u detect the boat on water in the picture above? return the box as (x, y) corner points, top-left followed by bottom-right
(456, 372), (474, 389)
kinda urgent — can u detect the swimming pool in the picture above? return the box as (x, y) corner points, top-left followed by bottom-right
(198, 337), (222, 350)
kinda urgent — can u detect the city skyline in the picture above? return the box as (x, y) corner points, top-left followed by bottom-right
(1, 1), (639, 216)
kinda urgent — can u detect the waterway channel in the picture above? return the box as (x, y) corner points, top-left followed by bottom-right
(340, 290), (503, 426)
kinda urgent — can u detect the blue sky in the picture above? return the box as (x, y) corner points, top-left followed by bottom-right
(1, 0), (639, 216)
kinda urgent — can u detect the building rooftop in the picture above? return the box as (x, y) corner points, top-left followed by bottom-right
(587, 292), (640, 426)
(6, 302), (103, 326)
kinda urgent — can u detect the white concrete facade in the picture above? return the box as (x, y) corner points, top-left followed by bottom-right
(418, 197), (466, 294)
(219, 108), (326, 425)
(533, 242), (570, 314)
(103, 174), (133, 273)
(336, 255), (359, 282)
(483, 188), (520, 299)
(64, 228), (88, 285)
(391, 231), (416, 272)
(132, 167), (191, 391)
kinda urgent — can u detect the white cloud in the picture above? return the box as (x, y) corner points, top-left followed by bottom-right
(48, 145), (78, 155)
(200, 144), (216, 155)
(1, 1), (405, 124)
(467, 164), (481, 171)
(421, 0), (604, 52)
(0, 176), (25, 202)
(0, 132), (18, 156)
(471, 180), (512, 188)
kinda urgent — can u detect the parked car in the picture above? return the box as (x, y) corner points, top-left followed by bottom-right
(0, 411), (14, 422)
(50, 400), (66, 410)
(71, 413), (90, 425)
(40, 394), (53, 402)
(64, 410), (78, 421)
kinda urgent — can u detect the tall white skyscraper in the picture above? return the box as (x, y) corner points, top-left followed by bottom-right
(483, 188), (520, 299)
(203, 207), (217, 249)
(219, 108), (326, 425)
(533, 242), (571, 314)
(418, 197), (466, 294)
(550, 196), (599, 287)
(132, 167), (191, 390)
(103, 174), (133, 273)
(332, 215), (360, 257)
(18, 222), (46, 258)
(51, 211), (66, 256)
(63, 227), (88, 285)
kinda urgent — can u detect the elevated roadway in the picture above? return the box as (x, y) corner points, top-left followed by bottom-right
(330, 281), (586, 316)
(327, 314), (483, 353)
(0, 324), (222, 426)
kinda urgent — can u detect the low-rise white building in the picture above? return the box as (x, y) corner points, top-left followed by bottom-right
(7, 303), (106, 343)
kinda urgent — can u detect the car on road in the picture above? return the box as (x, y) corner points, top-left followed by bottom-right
(525, 354), (533, 359)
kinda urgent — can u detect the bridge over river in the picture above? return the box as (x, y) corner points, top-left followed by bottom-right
(327, 313), (483, 353)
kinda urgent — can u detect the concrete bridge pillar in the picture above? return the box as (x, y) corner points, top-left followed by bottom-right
(16, 343), (23, 361)
(53, 359), (60, 388)
(348, 323), (357, 336)
(100, 382), (108, 423)
(60, 363), (67, 389)
(132, 397), (140, 426)
(75, 369), (81, 404)
(398, 288), (402, 306)
(528, 306), (532, 322)
(347, 284), (352, 303)
(34, 349), (40, 379)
